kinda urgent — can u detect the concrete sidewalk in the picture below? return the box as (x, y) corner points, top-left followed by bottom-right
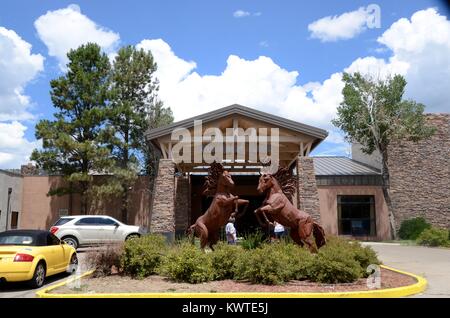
(364, 243), (450, 297)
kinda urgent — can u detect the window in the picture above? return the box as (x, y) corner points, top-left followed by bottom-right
(75, 217), (103, 226)
(338, 196), (376, 237)
(47, 233), (60, 246)
(54, 217), (74, 226)
(10, 211), (19, 230)
(99, 218), (118, 226)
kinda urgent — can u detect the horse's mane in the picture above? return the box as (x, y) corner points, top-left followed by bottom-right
(271, 167), (297, 203)
(203, 162), (224, 197)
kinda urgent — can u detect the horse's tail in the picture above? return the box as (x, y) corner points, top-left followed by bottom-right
(313, 222), (326, 249)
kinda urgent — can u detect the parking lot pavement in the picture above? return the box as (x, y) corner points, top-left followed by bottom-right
(0, 250), (89, 298)
(364, 243), (450, 298)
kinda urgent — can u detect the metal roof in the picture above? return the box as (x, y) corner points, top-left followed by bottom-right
(145, 104), (329, 140)
(313, 156), (380, 176)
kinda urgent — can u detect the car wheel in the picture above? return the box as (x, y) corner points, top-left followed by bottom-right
(29, 262), (46, 289)
(67, 253), (78, 274)
(125, 234), (140, 241)
(62, 236), (78, 249)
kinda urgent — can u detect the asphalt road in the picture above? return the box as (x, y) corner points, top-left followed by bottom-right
(364, 242), (450, 298)
(1, 244), (449, 298)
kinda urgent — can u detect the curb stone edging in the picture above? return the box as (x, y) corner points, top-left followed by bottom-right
(36, 265), (427, 298)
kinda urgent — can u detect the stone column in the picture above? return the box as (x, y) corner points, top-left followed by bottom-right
(174, 174), (190, 235)
(150, 159), (175, 240)
(296, 156), (321, 222)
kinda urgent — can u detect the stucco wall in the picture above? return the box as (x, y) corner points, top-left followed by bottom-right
(0, 171), (23, 231)
(20, 175), (151, 230)
(317, 185), (390, 240)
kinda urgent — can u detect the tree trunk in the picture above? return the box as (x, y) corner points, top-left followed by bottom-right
(380, 148), (397, 239)
(121, 188), (128, 224)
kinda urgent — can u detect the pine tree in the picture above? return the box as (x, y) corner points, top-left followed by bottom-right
(31, 43), (112, 214)
(107, 45), (173, 223)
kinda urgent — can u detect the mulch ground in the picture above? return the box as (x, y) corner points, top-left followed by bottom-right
(53, 267), (416, 294)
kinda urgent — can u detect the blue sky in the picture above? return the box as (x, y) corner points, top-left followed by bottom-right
(0, 0), (449, 168)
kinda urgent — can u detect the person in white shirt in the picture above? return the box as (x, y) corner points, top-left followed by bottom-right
(225, 217), (237, 245)
(274, 221), (285, 239)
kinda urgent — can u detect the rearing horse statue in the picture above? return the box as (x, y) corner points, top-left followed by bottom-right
(255, 167), (326, 251)
(187, 162), (249, 250)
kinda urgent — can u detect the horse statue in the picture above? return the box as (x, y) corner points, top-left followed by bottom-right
(254, 166), (326, 251)
(187, 162), (249, 250)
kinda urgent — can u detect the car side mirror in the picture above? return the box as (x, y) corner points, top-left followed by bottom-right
(114, 223), (119, 227)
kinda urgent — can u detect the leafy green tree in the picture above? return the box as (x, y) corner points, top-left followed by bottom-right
(31, 43), (112, 214)
(107, 46), (173, 222)
(145, 100), (174, 176)
(332, 72), (435, 239)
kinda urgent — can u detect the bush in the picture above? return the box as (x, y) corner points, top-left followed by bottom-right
(233, 242), (313, 285)
(417, 227), (449, 247)
(120, 234), (167, 278)
(240, 230), (266, 250)
(308, 243), (362, 283)
(159, 241), (213, 283)
(325, 236), (380, 277)
(86, 243), (123, 277)
(233, 244), (291, 285)
(210, 242), (240, 280)
(277, 242), (314, 280)
(398, 217), (431, 240)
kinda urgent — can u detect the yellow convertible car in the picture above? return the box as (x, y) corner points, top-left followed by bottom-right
(0, 230), (78, 288)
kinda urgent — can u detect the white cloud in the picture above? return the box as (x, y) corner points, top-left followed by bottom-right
(34, 4), (120, 70)
(0, 27), (44, 168)
(138, 38), (343, 136)
(308, 7), (370, 42)
(0, 121), (41, 168)
(233, 10), (251, 18)
(0, 27), (44, 121)
(345, 8), (450, 112)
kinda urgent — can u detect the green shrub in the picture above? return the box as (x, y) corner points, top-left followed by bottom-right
(277, 242), (314, 280)
(240, 230), (266, 250)
(120, 234), (167, 278)
(210, 242), (240, 280)
(86, 243), (123, 277)
(417, 227), (449, 247)
(398, 217), (431, 240)
(233, 244), (291, 285)
(308, 243), (362, 283)
(159, 241), (213, 283)
(325, 236), (380, 277)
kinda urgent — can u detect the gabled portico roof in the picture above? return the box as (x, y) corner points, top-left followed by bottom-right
(146, 104), (328, 140)
(145, 104), (328, 172)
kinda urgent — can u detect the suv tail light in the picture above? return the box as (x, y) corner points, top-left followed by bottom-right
(50, 226), (59, 234)
(14, 253), (34, 262)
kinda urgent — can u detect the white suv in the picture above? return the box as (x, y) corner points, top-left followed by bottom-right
(50, 215), (144, 249)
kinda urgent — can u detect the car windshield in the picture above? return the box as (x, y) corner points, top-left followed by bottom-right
(0, 234), (35, 246)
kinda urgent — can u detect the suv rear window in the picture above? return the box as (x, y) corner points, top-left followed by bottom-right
(54, 217), (74, 226)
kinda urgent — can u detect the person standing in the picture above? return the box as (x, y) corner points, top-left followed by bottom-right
(225, 217), (237, 245)
(274, 221), (285, 239)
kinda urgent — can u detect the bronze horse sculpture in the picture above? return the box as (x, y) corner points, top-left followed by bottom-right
(187, 162), (249, 250)
(255, 167), (326, 251)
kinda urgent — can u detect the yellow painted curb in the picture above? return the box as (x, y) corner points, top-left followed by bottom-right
(36, 265), (427, 298)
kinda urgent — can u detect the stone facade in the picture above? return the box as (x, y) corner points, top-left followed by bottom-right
(150, 159), (176, 236)
(388, 114), (450, 229)
(296, 156), (321, 222)
(174, 174), (190, 234)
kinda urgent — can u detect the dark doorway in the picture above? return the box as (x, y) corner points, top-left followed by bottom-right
(200, 194), (268, 237)
(337, 195), (376, 237)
